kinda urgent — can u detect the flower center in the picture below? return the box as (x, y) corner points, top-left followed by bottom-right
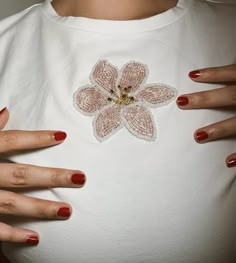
(107, 85), (135, 105)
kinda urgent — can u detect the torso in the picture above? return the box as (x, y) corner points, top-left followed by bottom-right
(0, 0), (236, 262)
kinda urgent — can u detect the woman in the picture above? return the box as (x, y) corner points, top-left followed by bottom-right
(0, 0), (235, 262)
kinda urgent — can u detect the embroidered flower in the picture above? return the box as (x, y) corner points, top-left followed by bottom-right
(73, 60), (178, 142)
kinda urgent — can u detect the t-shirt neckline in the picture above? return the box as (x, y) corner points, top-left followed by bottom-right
(41, 0), (193, 34)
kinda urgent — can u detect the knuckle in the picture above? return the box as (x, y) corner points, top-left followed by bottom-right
(34, 133), (48, 145)
(34, 133), (43, 144)
(4, 133), (17, 144)
(195, 92), (210, 106)
(33, 132), (54, 146)
(33, 199), (49, 218)
(0, 132), (17, 151)
(0, 195), (16, 214)
(37, 209), (48, 218)
(10, 166), (28, 186)
(201, 68), (218, 80)
(34, 199), (58, 219)
(50, 169), (62, 187)
(209, 124), (225, 139)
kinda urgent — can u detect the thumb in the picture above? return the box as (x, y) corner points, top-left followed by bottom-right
(0, 107), (9, 130)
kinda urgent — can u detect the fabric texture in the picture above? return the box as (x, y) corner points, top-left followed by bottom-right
(0, 0), (236, 262)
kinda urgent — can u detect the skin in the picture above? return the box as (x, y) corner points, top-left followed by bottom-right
(177, 65), (236, 168)
(51, 0), (178, 20)
(0, 0), (235, 260)
(0, 108), (86, 241)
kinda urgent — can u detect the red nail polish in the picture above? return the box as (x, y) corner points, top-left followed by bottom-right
(177, 96), (189, 106)
(196, 131), (209, 142)
(227, 159), (236, 168)
(189, 70), (201, 79)
(71, 173), (86, 185)
(57, 207), (71, 218)
(54, 132), (67, 141)
(26, 236), (39, 245)
(0, 107), (7, 114)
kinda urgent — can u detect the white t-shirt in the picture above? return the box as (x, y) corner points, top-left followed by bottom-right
(0, 0), (236, 262)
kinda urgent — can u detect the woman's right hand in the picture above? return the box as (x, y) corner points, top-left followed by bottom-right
(0, 107), (86, 245)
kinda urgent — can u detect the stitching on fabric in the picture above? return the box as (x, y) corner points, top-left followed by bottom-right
(40, 0), (194, 35)
(73, 59), (178, 142)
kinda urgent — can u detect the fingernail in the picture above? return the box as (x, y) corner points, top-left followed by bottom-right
(54, 132), (67, 141)
(57, 207), (71, 218)
(227, 159), (236, 168)
(177, 96), (189, 106)
(0, 107), (7, 114)
(26, 235), (39, 245)
(196, 131), (209, 142)
(71, 173), (86, 185)
(189, 70), (201, 79)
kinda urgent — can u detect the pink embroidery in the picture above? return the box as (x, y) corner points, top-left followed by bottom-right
(74, 86), (109, 115)
(122, 104), (155, 140)
(92, 60), (118, 94)
(73, 60), (178, 142)
(94, 104), (122, 141)
(119, 62), (146, 93)
(136, 85), (177, 107)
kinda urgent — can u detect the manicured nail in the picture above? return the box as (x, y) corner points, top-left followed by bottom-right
(177, 96), (189, 106)
(189, 70), (201, 79)
(0, 107), (7, 114)
(227, 159), (236, 168)
(26, 235), (39, 245)
(57, 207), (71, 218)
(54, 132), (67, 141)
(196, 131), (209, 142)
(71, 173), (86, 185)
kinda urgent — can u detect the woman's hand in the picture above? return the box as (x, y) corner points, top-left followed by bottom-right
(176, 64), (236, 168)
(0, 107), (86, 245)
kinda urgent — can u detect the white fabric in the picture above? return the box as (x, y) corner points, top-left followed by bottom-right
(0, 0), (236, 262)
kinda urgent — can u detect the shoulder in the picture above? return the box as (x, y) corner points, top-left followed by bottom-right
(0, 3), (44, 109)
(189, 0), (236, 22)
(0, 3), (44, 75)
(0, 3), (43, 42)
(184, 0), (236, 40)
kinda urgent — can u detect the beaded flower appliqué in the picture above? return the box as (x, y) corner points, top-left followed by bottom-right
(73, 60), (178, 142)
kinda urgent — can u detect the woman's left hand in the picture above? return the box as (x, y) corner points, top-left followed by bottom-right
(176, 64), (236, 168)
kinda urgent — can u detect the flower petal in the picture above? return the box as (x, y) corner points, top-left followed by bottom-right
(136, 84), (178, 108)
(93, 104), (122, 142)
(118, 62), (147, 93)
(122, 103), (156, 141)
(73, 86), (110, 115)
(91, 60), (119, 94)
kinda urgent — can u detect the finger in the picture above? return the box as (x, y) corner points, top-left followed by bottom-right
(0, 222), (39, 245)
(0, 108), (9, 130)
(0, 163), (86, 188)
(189, 64), (236, 83)
(0, 130), (67, 153)
(193, 116), (236, 143)
(176, 86), (236, 109)
(0, 190), (72, 220)
(226, 153), (236, 168)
